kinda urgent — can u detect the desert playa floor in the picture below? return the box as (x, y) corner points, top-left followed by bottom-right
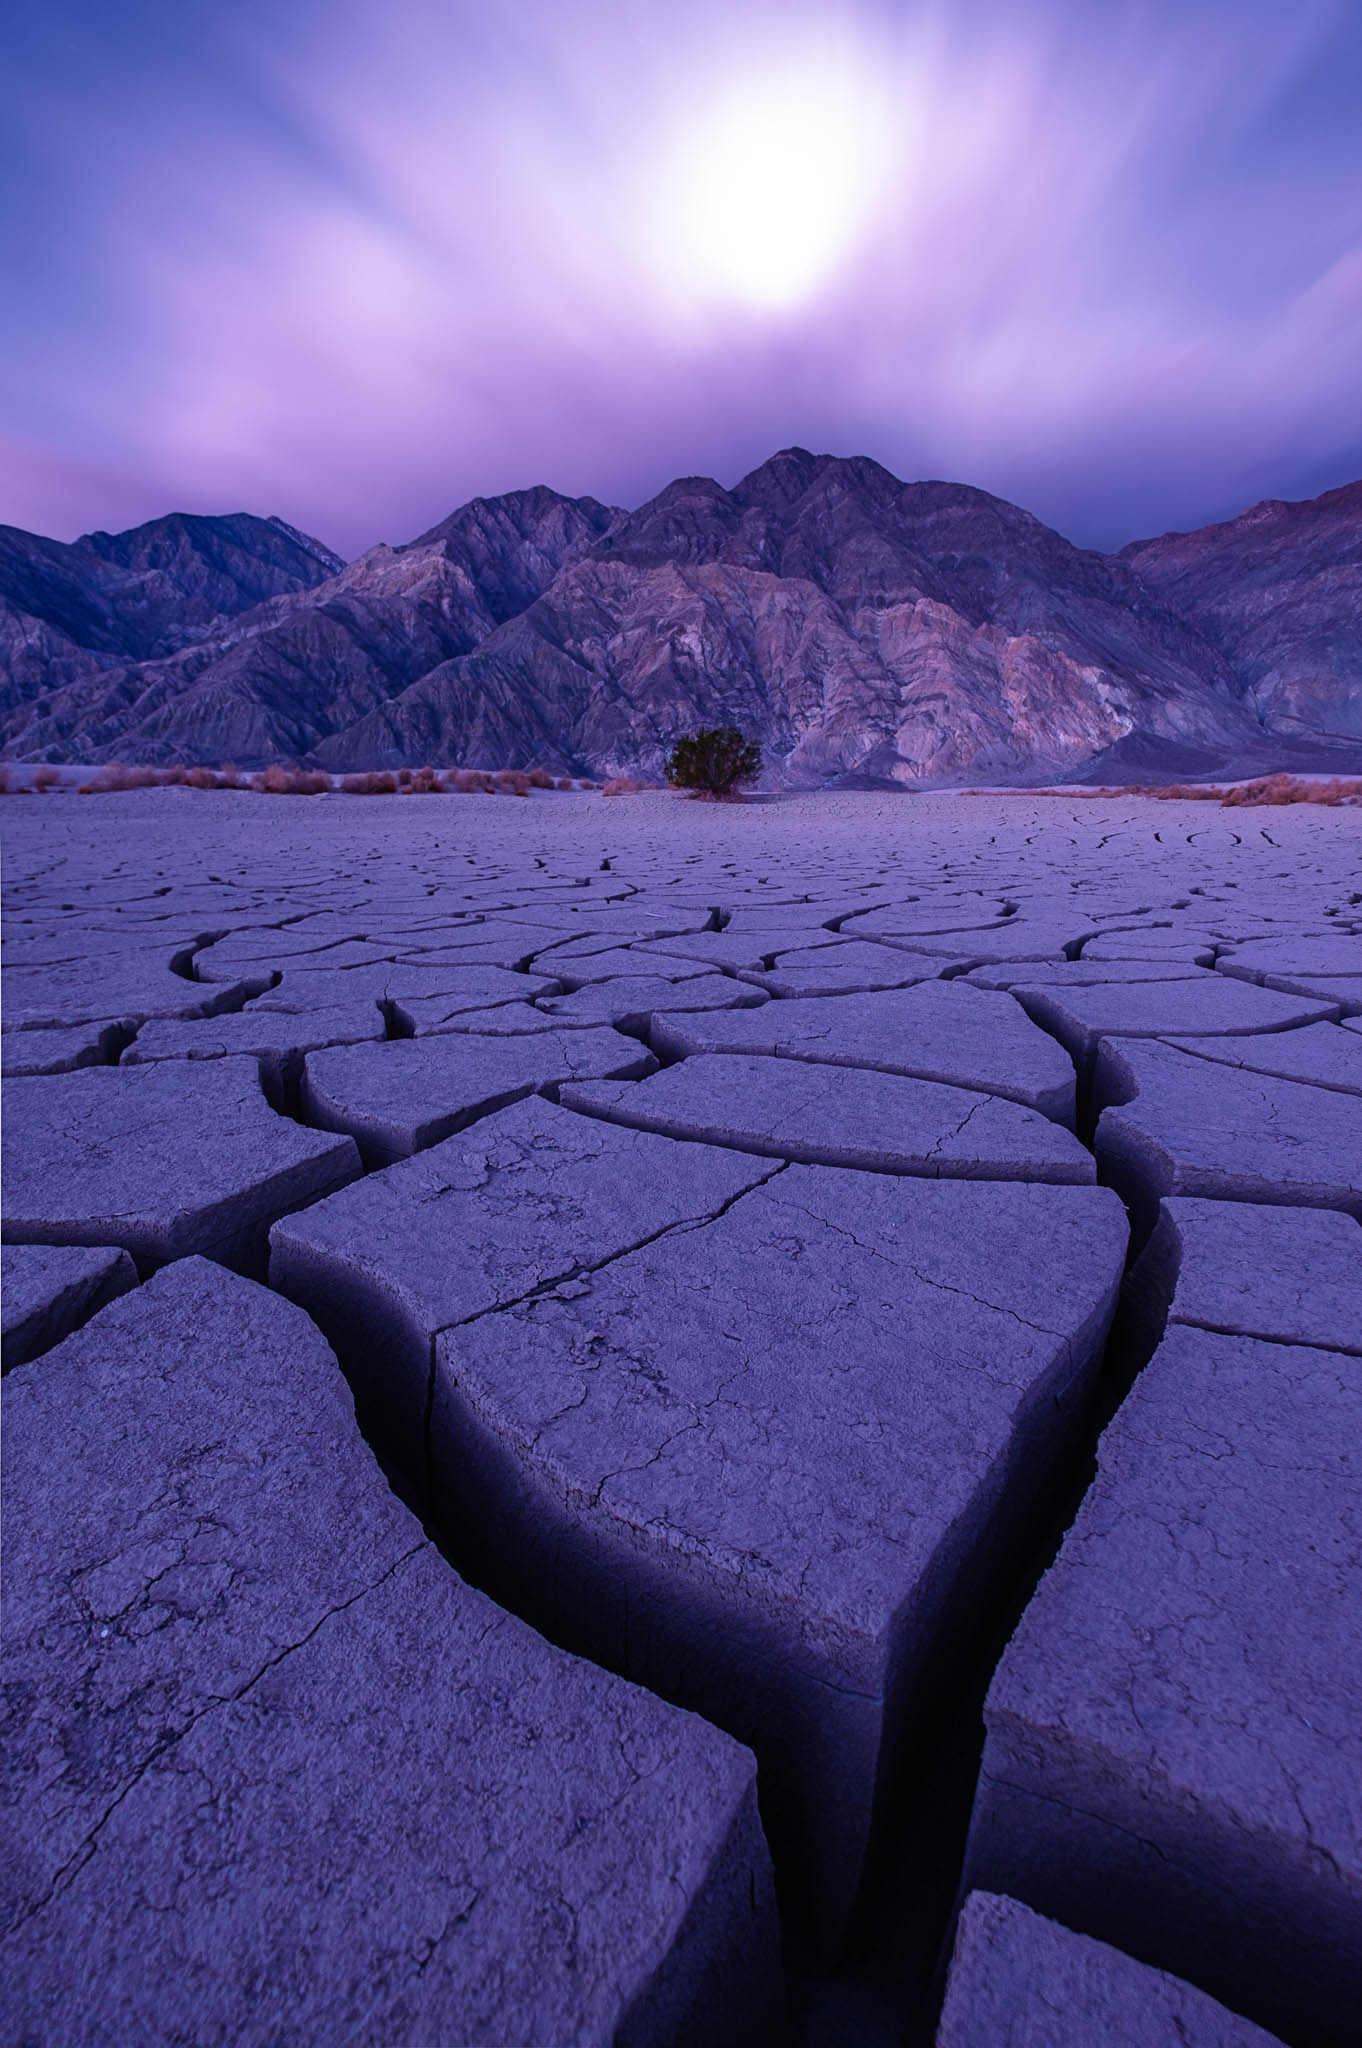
(4, 786), (1360, 2048)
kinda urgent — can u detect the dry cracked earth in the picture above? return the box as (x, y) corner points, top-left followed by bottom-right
(2, 786), (1359, 2048)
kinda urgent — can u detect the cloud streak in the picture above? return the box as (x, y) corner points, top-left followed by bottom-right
(2, 0), (1360, 554)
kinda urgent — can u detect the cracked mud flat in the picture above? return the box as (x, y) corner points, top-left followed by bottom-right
(2, 785), (1359, 2048)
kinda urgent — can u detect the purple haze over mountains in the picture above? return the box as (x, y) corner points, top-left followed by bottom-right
(3, 0), (1361, 558)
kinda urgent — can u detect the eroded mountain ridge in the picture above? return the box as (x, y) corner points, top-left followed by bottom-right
(3, 452), (1358, 781)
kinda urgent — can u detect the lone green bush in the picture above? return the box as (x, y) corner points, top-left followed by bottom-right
(664, 726), (761, 799)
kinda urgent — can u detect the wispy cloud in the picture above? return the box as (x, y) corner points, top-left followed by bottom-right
(3, 0), (1359, 551)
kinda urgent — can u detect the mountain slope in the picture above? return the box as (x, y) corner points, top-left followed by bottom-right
(1121, 482), (1362, 738)
(0, 489), (617, 763)
(0, 512), (345, 714)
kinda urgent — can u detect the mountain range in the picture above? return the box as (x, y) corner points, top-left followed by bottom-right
(2, 452), (1358, 785)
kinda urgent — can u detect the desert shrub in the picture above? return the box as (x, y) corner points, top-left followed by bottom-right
(0, 765), (10, 793)
(601, 776), (652, 796)
(31, 765), (60, 793)
(664, 726), (760, 799)
(577, 778), (599, 791)
(79, 763), (157, 792)
(250, 763), (333, 794)
(340, 770), (398, 795)
(494, 768), (532, 795)
(556, 776), (576, 791)
(401, 766), (443, 794)
(1222, 775), (1288, 806)
(180, 766), (218, 789)
(526, 766), (556, 789)
(1216, 774), (1361, 807)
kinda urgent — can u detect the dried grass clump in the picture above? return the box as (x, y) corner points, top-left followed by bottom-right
(31, 765), (61, 793)
(444, 768), (494, 793)
(1304, 777), (1362, 805)
(340, 770), (398, 795)
(526, 766), (556, 789)
(494, 769), (532, 796)
(252, 764), (331, 795)
(400, 766), (444, 794)
(556, 776), (576, 791)
(79, 763), (160, 793)
(967, 774), (1362, 807)
(601, 776), (652, 796)
(1220, 774), (1362, 807)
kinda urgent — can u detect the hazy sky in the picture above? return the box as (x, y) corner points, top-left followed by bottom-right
(3, 0), (1360, 557)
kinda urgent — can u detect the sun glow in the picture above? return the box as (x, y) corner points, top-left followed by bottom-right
(659, 56), (896, 314)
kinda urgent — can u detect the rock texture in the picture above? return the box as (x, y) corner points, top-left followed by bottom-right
(5, 452), (1360, 779)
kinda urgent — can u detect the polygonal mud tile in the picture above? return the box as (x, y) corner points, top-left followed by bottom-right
(1254, 973), (1362, 1018)
(1093, 1038), (1362, 1235)
(534, 974), (767, 1031)
(630, 931), (841, 973)
(650, 983), (1077, 1125)
(1080, 938), (1216, 965)
(1217, 938), (1362, 983)
(122, 1002), (386, 1110)
(1, 1242), (137, 1372)
(2, 958), (271, 1031)
(268, 1095), (774, 1458)
(967, 963), (1210, 990)
(1124, 1197), (1362, 1357)
(738, 942), (955, 998)
(963, 1322), (1362, 2048)
(1015, 979), (1337, 1076)
(936, 1893), (1284, 2048)
(249, 961), (561, 1017)
(560, 1054), (1094, 1183)
(2, 1258), (781, 2047)
(3, 1058), (361, 1275)
(192, 937), (401, 981)
(541, 948), (717, 988)
(302, 1026), (656, 1166)
(1, 1020), (130, 1076)
(839, 916), (1089, 965)
(423, 1167), (1126, 1944)
(1160, 1021), (1362, 1099)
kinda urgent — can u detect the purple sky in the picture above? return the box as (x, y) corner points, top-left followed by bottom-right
(3, 0), (1360, 558)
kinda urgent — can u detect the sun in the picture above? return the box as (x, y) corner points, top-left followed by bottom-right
(659, 58), (893, 315)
